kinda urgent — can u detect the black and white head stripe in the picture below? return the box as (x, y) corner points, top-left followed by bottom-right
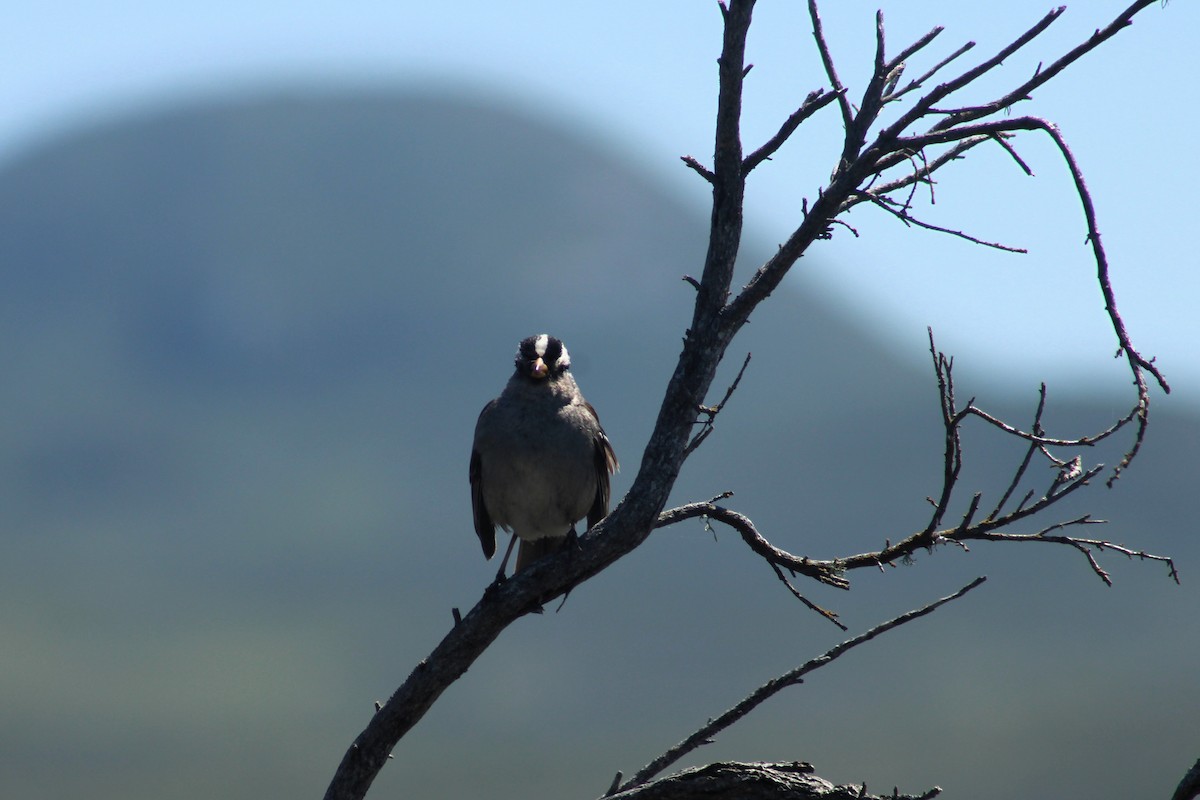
(518, 333), (570, 370)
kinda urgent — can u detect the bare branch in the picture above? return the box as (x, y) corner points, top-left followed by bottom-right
(885, 7), (1067, 136)
(850, 135), (990, 204)
(608, 761), (940, 800)
(684, 352), (753, 457)
(963, 402), (1132, 449)
(616, 578), (986, 794)
(656, 500), (849, 590)
(974, 526), (1179, 586)
(821, 447), (1179, 585)
(743, 88), (843, 174)
(681, 154), (716, 183)
(887, 40), (975, 102)
(886, 24), (946, 78)
(804, 334), (1176, 587)
(986, 384), (1047, 521)
(807, 0), (853, 131)
(928, 1), (1160, 134)
(988, 131), (1035, 176)
(1172, 756), (1200, 800)
(1036, 121), (1169, 481)
(769, 562), (847, 630)
(924, 330), (964, 537)
(884, 114), (1168, 481)
(722, 5), (1168, 494)
(854, 190), (1027, 252)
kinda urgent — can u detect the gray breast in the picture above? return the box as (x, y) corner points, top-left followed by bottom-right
(477, 388), (598, 542)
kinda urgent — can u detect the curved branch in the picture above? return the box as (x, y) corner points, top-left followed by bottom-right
(894, 115), (1168, 481)
(656, 501), (848, 590)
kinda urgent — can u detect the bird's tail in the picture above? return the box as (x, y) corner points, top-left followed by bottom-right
(515, 536), (565, 574)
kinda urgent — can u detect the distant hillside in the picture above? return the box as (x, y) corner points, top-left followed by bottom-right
(0, 87), (1193, 800)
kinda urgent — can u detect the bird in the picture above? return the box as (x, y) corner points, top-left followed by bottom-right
(470, 334), (618, 577)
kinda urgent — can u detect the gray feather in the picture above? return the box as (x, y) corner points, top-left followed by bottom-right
(470, 337), (617, 574)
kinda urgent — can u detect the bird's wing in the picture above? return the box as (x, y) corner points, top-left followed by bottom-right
(586, 401), (619, 530)
(470, 402), (498, 559)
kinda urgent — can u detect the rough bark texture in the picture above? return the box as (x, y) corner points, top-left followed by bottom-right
(607, 762), (937, 800)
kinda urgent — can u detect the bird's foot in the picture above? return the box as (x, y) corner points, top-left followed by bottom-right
(486, 569), (509, 593)
(565, 526), (582, 552)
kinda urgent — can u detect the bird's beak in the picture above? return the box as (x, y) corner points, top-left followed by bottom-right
(530, 358), (548, 379)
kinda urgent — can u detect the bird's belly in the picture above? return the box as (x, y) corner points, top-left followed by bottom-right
(483, 452), (595, 542)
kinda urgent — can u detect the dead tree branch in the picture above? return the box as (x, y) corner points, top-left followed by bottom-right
(657, 499), (848, 627)
(1173, 757), (1200, 800)
(657, 331), (1178, 597)
(612, 578), (985, 795)
(821, 333), (1179, 586)
(323, 3), (1177, 798)
(721, 3), (1168, 494)
(853, 188), (1028, 252)
(744, 89), (843, 174)
(685, 352), (753, 457)
(606, 761), (939, 800)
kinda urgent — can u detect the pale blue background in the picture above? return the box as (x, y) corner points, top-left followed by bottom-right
(1, 1), (1195, 396)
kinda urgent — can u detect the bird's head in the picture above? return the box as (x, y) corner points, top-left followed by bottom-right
(514, 333), (571, 383)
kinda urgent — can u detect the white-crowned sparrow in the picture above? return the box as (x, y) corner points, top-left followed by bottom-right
(470, 334), (618, 576)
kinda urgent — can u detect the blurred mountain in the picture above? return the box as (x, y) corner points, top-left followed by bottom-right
(0, 87), (1195, 800)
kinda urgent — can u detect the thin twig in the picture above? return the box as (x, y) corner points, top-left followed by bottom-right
(616, 578), (987, 793)
(743, 88), (842, 174)
(856, 190), (1028, 252)
(886, 7), (1067, 136)
(769, 562), (846, 630)
(656, 501), (849, 590)
(886, 24), (946, 78)
(684, 352), (753, 457)
(924, 330), (964, 537)
(975, 526), (1180, 586)
(988, 131), (1034, 175)
(987, 383), (1047, 520)
(964, 403), (1133, 448)
(855, 135), (991, 202)
(808, 0), (853, 131)
(681, 154), (716, 183)
(929, 1), (1159, 134)
(888, 40), (976, 102)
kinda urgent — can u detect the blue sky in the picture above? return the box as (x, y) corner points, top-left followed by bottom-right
(2, 1), (1195, 398)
